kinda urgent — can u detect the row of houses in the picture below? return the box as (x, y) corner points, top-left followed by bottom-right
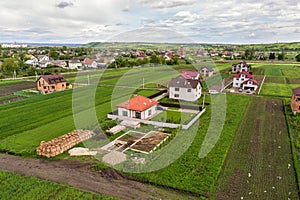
(25, 55), (107, 69)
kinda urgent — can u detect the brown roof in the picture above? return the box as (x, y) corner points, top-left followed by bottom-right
(292, 87), (300, 96)
(37, 74), (66, 84)
(117, 96), (158, 112)
(169, 75), (200, 89)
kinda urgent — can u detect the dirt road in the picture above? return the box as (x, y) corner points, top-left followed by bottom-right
(0, 154), (198, 200)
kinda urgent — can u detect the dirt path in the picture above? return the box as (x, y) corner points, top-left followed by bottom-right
(0, 154), (198, 200)
(215, 97), (299, 199)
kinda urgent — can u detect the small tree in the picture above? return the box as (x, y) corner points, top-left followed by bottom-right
(269, 52), (276, 60)
(277, 51), (285, 60)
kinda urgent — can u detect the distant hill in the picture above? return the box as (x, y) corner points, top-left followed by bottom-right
(84, 42), (300, 52)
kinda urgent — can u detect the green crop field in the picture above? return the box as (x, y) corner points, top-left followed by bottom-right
(1, 62), (300, 199)
(0, 170), (115, 200)
(215, 97), (298, 199)
(260, 83), (299, 97)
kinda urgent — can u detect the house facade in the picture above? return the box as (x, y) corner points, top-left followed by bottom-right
(291, 87), (300, 114)
(233, 71), (258, 91)
(199, 66), (214, 77)
(169, 75), (202, 101)
(232, 61), (249, 73)
(117, 95), (158, 120)
(68, 59), (83, 70)
(36, 74), (67, 94)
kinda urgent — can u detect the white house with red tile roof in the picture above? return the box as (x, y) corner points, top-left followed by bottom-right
(83, 58), (97, 69)
(116, 95), (158, 120)
(233, 71), (259, 91)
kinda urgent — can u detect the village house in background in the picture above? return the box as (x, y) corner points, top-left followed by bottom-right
(36, 74), (68, 94)
(68, 59), (83, 70)
(232, 61), (249, 73)
(199, 66), (214, 77)
(291, 87), (300, 114)
(233, 71), (259, 91)
(83, 58), (98, 69)
(169, 72), (202, 101)
(116, 95), (158, 120)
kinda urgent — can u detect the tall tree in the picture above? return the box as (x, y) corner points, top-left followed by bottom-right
(1, 58), (20, 75)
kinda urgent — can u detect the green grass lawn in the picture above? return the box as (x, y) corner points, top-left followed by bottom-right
(0, 170), (116, 200)
(152, 110), (196, 124)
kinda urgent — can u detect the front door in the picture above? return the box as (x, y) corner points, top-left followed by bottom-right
(135, 112), (141, 119)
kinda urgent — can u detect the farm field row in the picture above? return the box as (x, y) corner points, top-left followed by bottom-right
(0, 170), (116, 200)
(215, 96), (298, 199)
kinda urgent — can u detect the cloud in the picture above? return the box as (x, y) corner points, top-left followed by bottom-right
(0, 0), (299, 43)
(137, 0), (196, 9)
(56, 1), (74, 9)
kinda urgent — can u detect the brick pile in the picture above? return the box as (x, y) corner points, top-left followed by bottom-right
(36, 130), (94, 158)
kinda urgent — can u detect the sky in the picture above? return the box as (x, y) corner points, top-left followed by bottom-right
(0, 0), (300, 44)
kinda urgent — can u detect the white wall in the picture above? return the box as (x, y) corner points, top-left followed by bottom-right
(169, 84), (201, 101)
(117, 105), (157, 119)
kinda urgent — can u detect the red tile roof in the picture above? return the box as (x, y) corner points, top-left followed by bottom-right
(235, 71), (253, 79)
(83, 58), (95, 65)
(292, 87), (300, 96)
(117, 96), (158, 112)
(181, 71), (199, 79)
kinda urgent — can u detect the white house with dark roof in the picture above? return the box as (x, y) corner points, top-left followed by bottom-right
(199, 66), (214, 77)
(169, 75), (202, 101)
(232, 61), (249, 73)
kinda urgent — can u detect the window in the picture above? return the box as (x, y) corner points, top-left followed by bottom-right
(122, 111), (128, 116)
(248, 81), (252, 85)
(62, 84), (65, 87)
(175, 94), (179, 97)
(148, 109), (152, 116)
(241, 78), (244, 81)
(175, 88), (179, 91)
(52, 86), (55, 89)
(235, 83), (239, 86)
(187, 89), (191, 92)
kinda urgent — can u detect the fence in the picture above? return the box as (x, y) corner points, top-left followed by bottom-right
(107, 107), (206, 130)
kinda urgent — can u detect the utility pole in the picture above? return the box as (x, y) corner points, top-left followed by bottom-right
(143, 78), (144, 89)
(202, 94), (205, 109)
